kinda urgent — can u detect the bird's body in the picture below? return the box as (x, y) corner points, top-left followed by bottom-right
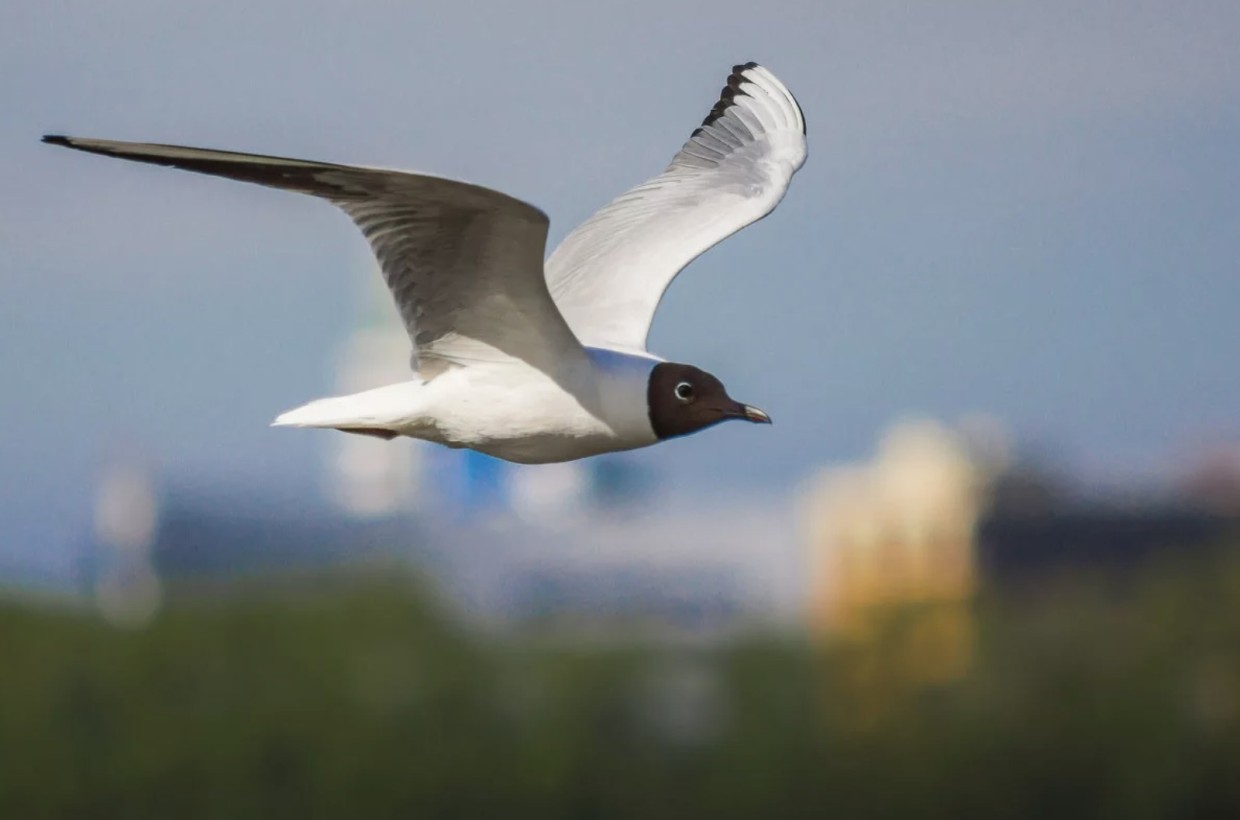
(277, 347), (661, 463)
(46, 62), (806, 464)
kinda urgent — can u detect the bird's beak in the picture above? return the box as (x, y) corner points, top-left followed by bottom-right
(738, 404), (772, 424)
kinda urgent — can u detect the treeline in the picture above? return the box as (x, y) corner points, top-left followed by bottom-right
(1, 554), (1238, 819)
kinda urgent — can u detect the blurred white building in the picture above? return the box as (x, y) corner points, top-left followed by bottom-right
(327, 264), (425, 518)
(92, 459), (162, 627)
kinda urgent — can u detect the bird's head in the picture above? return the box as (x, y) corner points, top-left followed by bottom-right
(646, 362), (770, 440)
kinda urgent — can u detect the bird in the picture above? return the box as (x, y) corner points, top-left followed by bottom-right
(43, 61), (806, 464)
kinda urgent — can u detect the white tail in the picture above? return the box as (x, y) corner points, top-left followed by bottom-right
(272, 382), (424, 439)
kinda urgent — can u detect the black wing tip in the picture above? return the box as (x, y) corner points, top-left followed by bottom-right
(699, 62), (762, 130)
(724, 61), (808, 137)
(42, 134), (126, 159)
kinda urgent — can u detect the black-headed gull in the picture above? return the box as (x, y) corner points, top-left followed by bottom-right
(44, 62), (806, 464)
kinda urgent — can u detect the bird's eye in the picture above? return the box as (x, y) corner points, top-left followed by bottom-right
(674, 381), (695, 402)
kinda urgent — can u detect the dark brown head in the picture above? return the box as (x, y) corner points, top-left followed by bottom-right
(646, 362), (771, 440)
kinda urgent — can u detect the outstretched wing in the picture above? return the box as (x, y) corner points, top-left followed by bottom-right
(44, 135), (585, 377)
(545, 62), (807, 353)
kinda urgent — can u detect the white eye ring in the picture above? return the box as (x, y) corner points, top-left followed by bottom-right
(674, 381), (694, 402)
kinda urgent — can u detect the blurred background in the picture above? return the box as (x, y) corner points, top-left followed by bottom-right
(2, 1), (1239, 816)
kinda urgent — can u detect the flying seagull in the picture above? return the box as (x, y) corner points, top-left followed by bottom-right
(44, 61), (806, 464)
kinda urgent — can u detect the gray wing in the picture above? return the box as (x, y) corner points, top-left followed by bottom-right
(545, 63), (807, 353)
(44, 135), (585, 377)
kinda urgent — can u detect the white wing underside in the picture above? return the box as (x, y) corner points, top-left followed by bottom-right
(545, 62), (807, 353)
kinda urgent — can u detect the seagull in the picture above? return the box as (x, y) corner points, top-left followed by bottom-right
(44, 61), (806, 464)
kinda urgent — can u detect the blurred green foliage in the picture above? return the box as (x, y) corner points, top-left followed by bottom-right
(1, 555), (1238, 819)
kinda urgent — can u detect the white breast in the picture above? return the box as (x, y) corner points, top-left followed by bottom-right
(406, 348), (660, 464)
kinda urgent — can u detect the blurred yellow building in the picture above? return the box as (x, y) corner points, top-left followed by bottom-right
(800, 419), (1004, 688)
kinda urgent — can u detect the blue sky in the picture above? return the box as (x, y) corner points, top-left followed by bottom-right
(2, 1), (1238, 578)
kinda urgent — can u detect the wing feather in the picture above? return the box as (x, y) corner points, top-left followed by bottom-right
(545, 62), (807, 353)
(43, 135), (584, 377)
